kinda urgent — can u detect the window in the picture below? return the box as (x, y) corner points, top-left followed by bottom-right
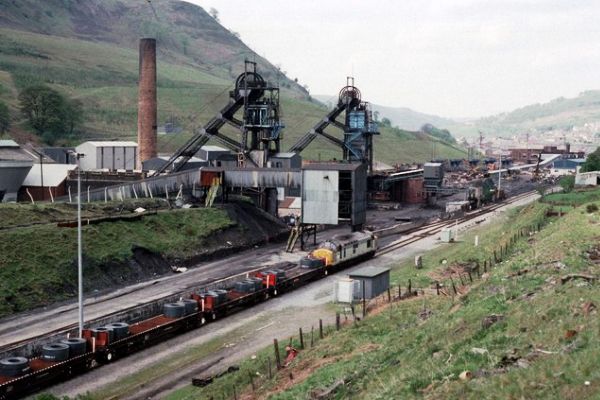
(367, 239), (372, 248)
(353, 244), (358, 254)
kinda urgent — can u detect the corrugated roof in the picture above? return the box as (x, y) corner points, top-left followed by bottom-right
(272, 152), (298, 158)
(0, 146), (35, 162)
(82, 141), (138, 147)
(349, 266), (390, 278)
(200, 145), (228, 152)
(0, 139), (19, 148)
(303, 162), (364, 171)
(22, 163), (77, 187)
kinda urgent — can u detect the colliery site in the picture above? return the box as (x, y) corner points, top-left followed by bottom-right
(0, 2), (599, 400)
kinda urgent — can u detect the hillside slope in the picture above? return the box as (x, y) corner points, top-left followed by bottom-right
(448, 90), (600, 138)
(0, 0), (465, 164)
(168, 189), (600, 399)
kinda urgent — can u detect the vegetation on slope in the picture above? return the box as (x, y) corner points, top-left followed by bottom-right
(0, 1), (466, 164)
(168, 189), (600, 399)
(0, 205), (232, 317)
(449, 90), (600, 137)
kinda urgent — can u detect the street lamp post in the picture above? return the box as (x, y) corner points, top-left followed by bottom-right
(72, 152), (85, 336)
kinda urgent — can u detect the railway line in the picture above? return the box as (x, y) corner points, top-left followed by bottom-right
(0, 192), (534, 398)
(0, 190), (538, 356)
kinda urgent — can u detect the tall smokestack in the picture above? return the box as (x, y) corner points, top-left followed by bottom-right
(137, 38), (157, 169)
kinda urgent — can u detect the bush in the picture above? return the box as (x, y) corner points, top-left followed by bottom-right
(586, 203), (598, 213)
(559, 175), (575, 193)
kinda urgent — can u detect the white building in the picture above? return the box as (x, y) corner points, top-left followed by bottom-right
(575, 171), (600, 186)
(75, 141), (138, 171)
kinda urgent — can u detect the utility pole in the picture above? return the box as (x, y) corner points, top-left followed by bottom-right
(72, 151), (85, 336)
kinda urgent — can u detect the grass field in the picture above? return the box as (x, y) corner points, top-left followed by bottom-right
(0, 206), (232, 317)
(165, 193), (600, 399)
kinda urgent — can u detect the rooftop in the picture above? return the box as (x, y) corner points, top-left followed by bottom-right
(200, 145), (229, 152)
(79, 141), (138, 147)
(0, 139), (19, 148)
(22, 163), (77, 187)
(349, 266), (390, 278)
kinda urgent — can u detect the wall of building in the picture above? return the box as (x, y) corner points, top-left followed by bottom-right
(18, 181), (67, 202)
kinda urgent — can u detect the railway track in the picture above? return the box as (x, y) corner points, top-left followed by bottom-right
(376, 190), (537, 256)
(0, 190), (538, 357)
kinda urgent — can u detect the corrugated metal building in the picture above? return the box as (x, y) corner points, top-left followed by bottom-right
(42, 147), (75, 164)
(302, 163), (367, 228)
(0, 140), (34, 202)
(268, 152), (302, 169)
(19, 163), (77, 201)
(548, 158), (586, 176)
(75, 141), (138, 171)
(348, 266), (390, 299)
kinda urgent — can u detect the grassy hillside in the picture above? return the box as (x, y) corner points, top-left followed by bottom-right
(165, 189), (600, 399)
(0, 0), (465, 165)
(449, 90), (600, 138)
(0, 204), (233, 317)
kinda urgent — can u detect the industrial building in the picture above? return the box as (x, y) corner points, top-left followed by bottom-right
(42, 147), (76, 164)
(510, 145), (585, 163)
(19, 163), (77, 201)
(75, 141), (138, 171)
(0, 140), (34, 202)
(301, 163), (367, 229)
(547, 158), (586, 176)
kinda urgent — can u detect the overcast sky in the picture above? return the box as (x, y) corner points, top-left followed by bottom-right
(187, 0), (600, 118)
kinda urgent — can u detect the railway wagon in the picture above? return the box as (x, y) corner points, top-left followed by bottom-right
(0, 231), (376, 400)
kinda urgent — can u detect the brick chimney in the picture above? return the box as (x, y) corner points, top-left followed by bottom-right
(137, 38), (157, 169)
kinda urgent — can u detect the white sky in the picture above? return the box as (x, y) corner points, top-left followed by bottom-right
(186, 0), (600, 118)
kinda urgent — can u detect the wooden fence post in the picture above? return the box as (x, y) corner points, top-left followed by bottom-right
(468, 271), (473, 283)
(408, 279), (412, 296)
(387, 288), (391, 302)
(299, 327), (304, 349)
(319, 319), (324, 339)
(311, 326), (314, 347)
(336, 312), (341, 331)
(249, 371), (255, 391)
(273, 339), (281, 370)
(362, 284), (366, 318)
(268, 357), (273, 379)
(483, 260), (487, 272)
(450, 277), (457, 294)
(436, 282), (440, 295)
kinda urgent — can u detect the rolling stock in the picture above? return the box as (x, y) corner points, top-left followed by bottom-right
(0, 231), (376, 400)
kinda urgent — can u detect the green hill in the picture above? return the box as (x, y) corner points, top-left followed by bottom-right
(448, 90), (600, 138)
(0, 0), (465, 164)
